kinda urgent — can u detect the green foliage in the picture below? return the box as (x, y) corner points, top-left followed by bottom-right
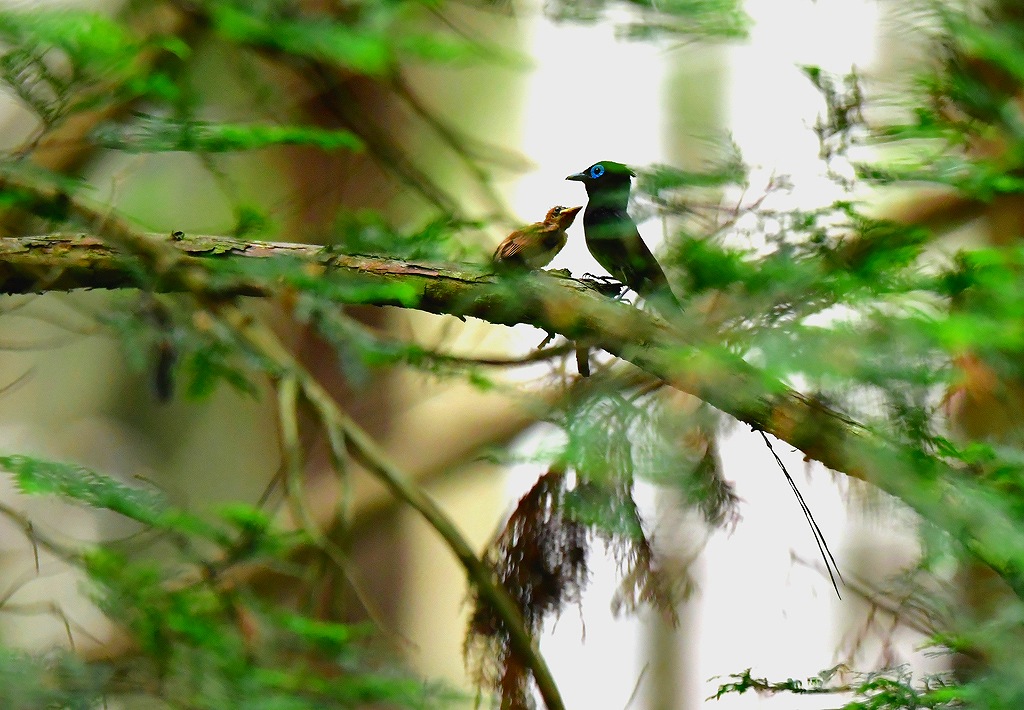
(232, 203), (276, 238)
(547, 0), (749, 40)
(209, 3), (394, 75)
(331, 210), (482, 262)
(6, 0), (1024, 708)
(293, 294), (424, 386)
(638, 145), (747, 195)
(92, 114), (364, 154)
(665, 3), (1024, 705)
(0, 0), (515, 708)
(711, 666), (964, 709)
(86, 547), (448, 707)
(217, 253), (421, 306)
(2, 453), (169, 524)
(0, 648), (108, 709)
(102, 295), (259, 402)
(0, 453), (457, 708)
(208, 0), (494, 73)
(850, 5), (1024, 200)
(82, 545), (458, 708)
(181, 338), (261, 400)
(0, 9), (181, 123)
(0, 452), (251, 546)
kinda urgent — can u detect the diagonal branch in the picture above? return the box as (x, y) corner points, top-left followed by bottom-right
(3, 229), (1024, 600)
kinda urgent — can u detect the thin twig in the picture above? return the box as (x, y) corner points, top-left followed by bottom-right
(338, 314), (577, 367)
(0, 501), (82, 567)
(277, 375), (317, 535)
(273, 368), (406, 646)
(758, 429), (844, 598)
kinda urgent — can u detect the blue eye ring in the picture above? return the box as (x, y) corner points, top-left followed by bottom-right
(589, 164), (605, 179)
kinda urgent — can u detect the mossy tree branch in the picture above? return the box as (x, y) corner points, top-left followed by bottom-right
(2, 229), (1024, 602)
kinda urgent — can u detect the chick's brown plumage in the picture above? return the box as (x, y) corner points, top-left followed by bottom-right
(492, 205), (582, 270)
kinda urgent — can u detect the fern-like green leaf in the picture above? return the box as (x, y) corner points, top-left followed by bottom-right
(211, 5), (392, 75)
(0, 454), (168, 525)
(93, 115), (364, 154)
(0, 9), (139, 77)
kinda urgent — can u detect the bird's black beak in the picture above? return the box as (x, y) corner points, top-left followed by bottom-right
(565, 171), (586, 182)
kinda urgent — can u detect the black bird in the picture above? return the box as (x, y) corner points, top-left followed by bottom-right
(566, 161), (675, 306)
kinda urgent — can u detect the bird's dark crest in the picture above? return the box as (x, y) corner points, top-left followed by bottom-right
(566, 160), (636, 183)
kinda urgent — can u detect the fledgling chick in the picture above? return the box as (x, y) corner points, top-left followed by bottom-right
(492, 205), (582, 270)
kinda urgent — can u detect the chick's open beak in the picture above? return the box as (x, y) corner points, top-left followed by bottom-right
(555, 205), (582, 229)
